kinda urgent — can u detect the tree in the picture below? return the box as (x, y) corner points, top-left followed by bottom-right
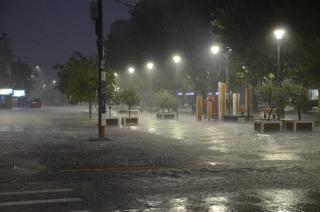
(154, 90), (176, 113)
(211, 0), (320, 89)
(55, 52), (115, 119)
(255, 79), (280, 120)
(105, 0), (221, 96)
(121, 88), (141, 117)
(107, 90), (121, 117)
(282, 78), (308, 120)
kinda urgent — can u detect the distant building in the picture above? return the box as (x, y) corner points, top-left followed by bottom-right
(0, 32), (13, 88)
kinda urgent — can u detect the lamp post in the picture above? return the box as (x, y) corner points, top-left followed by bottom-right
(146, 62), (154, 111)
(172, 55), (181, 118)
(210, 45), (220, 87)
(127, 67), (135, 88)
(273, 28), (285, 86)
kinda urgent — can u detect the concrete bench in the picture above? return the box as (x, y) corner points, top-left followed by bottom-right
(284, 120), (314, 131)
(254, 120), (281, 132)
(121, 117), (139, 125)
(156, 112), (175, 119)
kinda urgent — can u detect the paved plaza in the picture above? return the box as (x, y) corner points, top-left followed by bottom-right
(0, 106), (320, 211)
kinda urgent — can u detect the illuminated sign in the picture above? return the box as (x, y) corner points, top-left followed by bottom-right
(0, 88), (13, 95)
(13, 90), (25, 97)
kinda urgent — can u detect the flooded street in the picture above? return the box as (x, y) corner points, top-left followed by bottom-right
(0, 107), (320, 211)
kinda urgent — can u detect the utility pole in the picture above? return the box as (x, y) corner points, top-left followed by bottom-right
(91, 0), (106, 140)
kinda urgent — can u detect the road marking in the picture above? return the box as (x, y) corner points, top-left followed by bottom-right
(0, 198), (82, 206)
(0, 188), (72, 196)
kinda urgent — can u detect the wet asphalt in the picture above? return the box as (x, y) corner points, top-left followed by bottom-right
(0, 106), (320, 211)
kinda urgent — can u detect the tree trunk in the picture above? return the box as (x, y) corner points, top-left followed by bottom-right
(128, 106), (131, 118)
(109, 106), (112, 117)
(89, 101), (92, 120)
(167, 108), (169, 112)
(162, 108), (164, 113)
(298, 105), (301, 121)
(267, 106), (273, 121)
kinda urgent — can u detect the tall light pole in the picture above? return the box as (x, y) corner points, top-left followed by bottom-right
(146, 62), (154, 111)
(128, 66), (135, 88)
(210, 45), (220, 87)
(274, 28), (285, 86)
(172, 55), (181, 118)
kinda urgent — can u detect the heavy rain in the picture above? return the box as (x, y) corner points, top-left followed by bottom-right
(1, 0), (320, 211)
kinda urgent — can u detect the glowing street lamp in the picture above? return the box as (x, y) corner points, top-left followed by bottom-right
(146, 62), (154, 111)
(146, 62), (154, 70)
(172, 55), (181, 64)
(273, 28), (286, 85)
(274, 29), (285, 40)
(128, 67), (135, 74)
(172, 55), (182, 118)
(210, 45), (220, 55)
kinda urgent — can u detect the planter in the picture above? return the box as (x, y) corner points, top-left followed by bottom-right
(121, 117), (139, 125)
(284, 120), (314, 131)
(156, 112), (175, 119)
(254, 120), (281, 132)
(106, 117), (119, 127)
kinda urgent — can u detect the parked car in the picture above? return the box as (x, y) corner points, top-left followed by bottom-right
(30, 98), (41, 108)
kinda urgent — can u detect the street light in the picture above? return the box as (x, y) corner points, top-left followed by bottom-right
(210, 45), (220, 55)
(273, 28), (285, 85)
(210, 45), (232, 114)
(172, 55), (181, 118)
(146, 62), (154, 111)
(128, 67), (135, 74)
(52, 80), (56, 84)
(209, 45), (220, 94)
(147, 62), (154, 70)
(172, 55), (181, 64)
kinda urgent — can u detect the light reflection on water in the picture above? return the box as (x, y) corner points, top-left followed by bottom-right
(208, 205), (228, 212)
(260, 153), (301, 161)
(208, 145), (229, 153)
(169, 198), (187, 212)
(205, 196), (229, 212)
(259, 189), (304, 211)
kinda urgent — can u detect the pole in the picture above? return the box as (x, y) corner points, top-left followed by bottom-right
(277, 42), (281, 86)
(175, 64), (179, 119)
(226, 54), (230, 114)
(97, 0), (106, 140)
(149, 71), (152, 112)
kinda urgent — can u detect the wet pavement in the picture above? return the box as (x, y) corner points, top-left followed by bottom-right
(0, 106), (320, 211)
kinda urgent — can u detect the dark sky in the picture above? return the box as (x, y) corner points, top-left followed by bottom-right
(0, 0), (134, 81)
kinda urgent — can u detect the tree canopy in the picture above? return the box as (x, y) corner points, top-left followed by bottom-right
(154, 90), (176, 113)
(105, 0), (320, 96)
(54, 52), (115, 119)
(121, 88), (141, 117)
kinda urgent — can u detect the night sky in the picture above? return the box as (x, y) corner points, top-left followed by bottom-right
(0, 0), (133, 81)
